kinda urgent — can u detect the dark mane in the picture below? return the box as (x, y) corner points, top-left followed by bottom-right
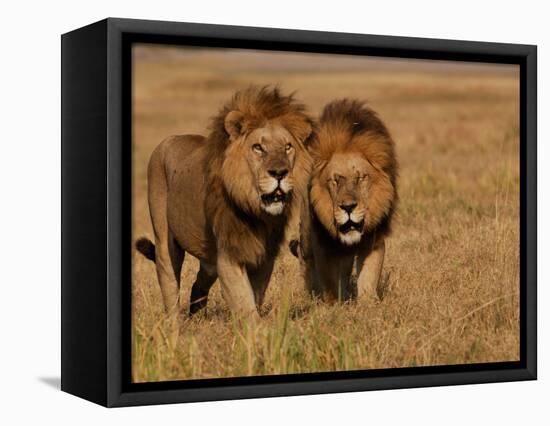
(319, 99), (389, 138)
(308, 98), (398, 240)
(312, 99), (397, 181)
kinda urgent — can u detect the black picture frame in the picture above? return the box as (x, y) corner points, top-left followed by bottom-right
(61, 17), (537, 407)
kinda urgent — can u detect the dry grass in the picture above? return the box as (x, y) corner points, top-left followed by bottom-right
(131, 45), (520, 382)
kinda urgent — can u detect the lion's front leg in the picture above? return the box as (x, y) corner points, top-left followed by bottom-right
(217, 251), (259, 317)
(314, 253), (353, 302)
(355, 239), (385, 301)
(248, 258), (275, 310)
(303, 255), (322, 299)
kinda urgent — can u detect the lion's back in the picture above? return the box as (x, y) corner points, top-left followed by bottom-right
(151, 134), (215, 260)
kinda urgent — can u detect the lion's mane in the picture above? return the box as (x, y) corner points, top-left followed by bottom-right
(309, 99), (398, 241)
(205, 86), (314, 267)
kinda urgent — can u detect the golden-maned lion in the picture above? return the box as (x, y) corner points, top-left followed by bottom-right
(136, 86), (313, 317)
(294, 99), (397, 302)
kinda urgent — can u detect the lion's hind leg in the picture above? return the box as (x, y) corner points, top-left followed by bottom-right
(189, 262), (218, 316)
(153, 235), (184, 313)
(147, 143), (185, 313)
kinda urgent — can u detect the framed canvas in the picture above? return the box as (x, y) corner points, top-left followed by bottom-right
(61, 18), (537, 407)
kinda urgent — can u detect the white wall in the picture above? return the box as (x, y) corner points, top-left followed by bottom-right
(0, 0), (545, 423)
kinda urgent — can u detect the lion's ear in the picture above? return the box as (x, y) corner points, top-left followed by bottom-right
(224, 110), (245, 140)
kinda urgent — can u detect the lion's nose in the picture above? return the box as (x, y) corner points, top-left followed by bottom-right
(340, 201), (357, 214)
(268, 168), (289, 180)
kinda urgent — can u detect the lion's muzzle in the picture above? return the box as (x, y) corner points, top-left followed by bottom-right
(260, 175), (293, 216)
(261, 187), (287, 204)
(338, 218), (365, 234)
(334, 203), (365, 245)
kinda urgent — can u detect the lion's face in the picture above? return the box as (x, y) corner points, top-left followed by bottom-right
(245, 126), (297, 215)
(320, 152), (369, 245)
(310, 150), (394, 246)
(306, 98), (396, 251)
(221, 110), (311, 217)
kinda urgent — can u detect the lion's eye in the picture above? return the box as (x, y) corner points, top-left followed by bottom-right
(285, 143), (293, 153)
(252, 144), (264, 154)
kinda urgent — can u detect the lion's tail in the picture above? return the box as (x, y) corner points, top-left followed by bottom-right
(135, 237), (156, 262)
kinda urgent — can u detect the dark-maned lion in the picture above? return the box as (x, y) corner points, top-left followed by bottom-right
(136, 86), (313, 317)
(295, 99), (397, 302)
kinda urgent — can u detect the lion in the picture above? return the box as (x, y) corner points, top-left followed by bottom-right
(136, 86), (313, 317)
(293, 99), (397, 302)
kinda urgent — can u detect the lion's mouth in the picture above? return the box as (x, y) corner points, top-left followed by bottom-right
(338, 219), (364, 234)
(261, 187), (287, 205)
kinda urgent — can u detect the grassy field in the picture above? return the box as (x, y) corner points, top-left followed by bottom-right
(131, 45), (520, 382)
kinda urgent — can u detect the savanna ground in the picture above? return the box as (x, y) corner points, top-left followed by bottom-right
(131, 45), (520, 382)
